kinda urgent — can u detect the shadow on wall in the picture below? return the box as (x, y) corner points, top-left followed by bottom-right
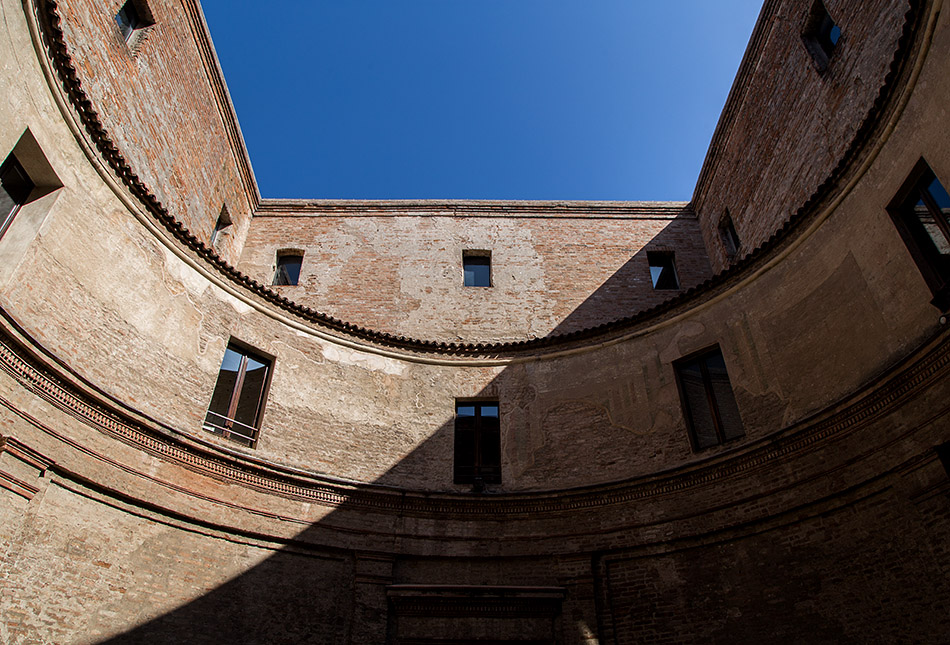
(540, 207), (712, 337)
(98, 217), (712, 644)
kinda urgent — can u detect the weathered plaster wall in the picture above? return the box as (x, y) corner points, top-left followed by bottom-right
(0, 0), (949, 643)
(242, 204), (711, 341)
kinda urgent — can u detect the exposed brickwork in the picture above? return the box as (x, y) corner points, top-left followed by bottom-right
(241, 206), (711, 342)
(0, 0), (948, 643)
(54, 0), (256, 260)
(694, 0), (909, 272)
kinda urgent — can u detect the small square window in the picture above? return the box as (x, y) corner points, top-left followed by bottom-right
(203, 342), (272, 447)
(719, 210), (741, 261)
(454, 401), (501, 487)
(674, 346), (744, 451)
(647, 251), (679, 290)
(114, 0), (154, 47)
(273, 252), (303, 286)
(463, 251), (491, 287)
(887, 159), (950, 310)
(0, 155), (35, 240)
(801, 0), (841, 72)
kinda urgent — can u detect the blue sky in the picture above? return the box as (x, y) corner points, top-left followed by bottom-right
(201, 1), (763, 201)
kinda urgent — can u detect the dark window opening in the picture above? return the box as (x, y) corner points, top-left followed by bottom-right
(273, 252), (303, 286)
(647, 251), (679, 290)
(936, 442), (950, 478)
(454, 401), (501, 487)
(802, 0), (841, 72)
(115, 1), (142, 41)
(203, 342), (272, 447)
(114, 0), (154, 46)
(210, 205), (232, 248)
(887, 159), (950, 310)
(674, 346), (744, 451)
(463, 251), (491, 287)
(0, 155), (35, 240)
(719, 210), (741, 260)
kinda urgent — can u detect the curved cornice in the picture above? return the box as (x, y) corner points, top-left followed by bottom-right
(30, 0), (926, 359)
(1, 301), (947, 518)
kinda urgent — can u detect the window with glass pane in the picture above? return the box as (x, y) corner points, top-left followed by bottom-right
(887, 159), (950, 310)
(674, 347), (744, 451)
(273, 253), (303, 286)
(801, 0), (841, 72)
(0, 155), (34, 240)
(203, 343), (271, 447)
(647, 251), (679, 290)
(115, 1), (141, 41)
(463, 252), (491, 287)
(454, 401), (501, 485)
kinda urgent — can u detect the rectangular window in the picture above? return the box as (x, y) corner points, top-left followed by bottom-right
(210, 205), (232, 249)
(0, 155), (35, 240)
(887, 159), (950, 310)
(801, 0), (841, 72)
(454, 401), (501, 486)
(936, 441), (950, 478)
(719, 210), (741, 261)
(114, 0), (154, 48)
(463, 251), (491, 287)
(273, 252), (303, 286)
(647, 251), (679, 290)
(203, 342), (272, 447)
(674, 346), (744, 451)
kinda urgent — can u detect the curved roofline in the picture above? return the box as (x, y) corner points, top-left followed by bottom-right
(33, 0), (926, 359)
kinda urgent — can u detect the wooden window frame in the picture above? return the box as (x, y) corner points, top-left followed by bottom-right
(673, 345), (744, 451)
(202, 340), (273, 448)
(886, 158), (950, 311)
(273, 250), (304, 286)
(454, 400), (501, 487)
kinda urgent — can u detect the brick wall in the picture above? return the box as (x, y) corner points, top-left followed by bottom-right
(55, 0), (256, 260)
(694, 0), (909, 271)
(242, 203), (711, 342)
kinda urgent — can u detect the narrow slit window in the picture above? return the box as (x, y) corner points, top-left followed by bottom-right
(203, 342), (272, 447)
(273, 252), (303, 286)
(210, 205), (232, 248)
(674, 346), (744, 451)
(647, 251), (679, 290)
(454, 401), (501, 487)
(887, 159), (950, 310)
(463, 251), (491, 287)
(936, 442), (950, 478)
(719, 210), (741, 261)
(801, 0), (841, 72)
(0, 155), (35, 240)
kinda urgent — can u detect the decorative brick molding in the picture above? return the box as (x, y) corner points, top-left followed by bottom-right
(0, 300), (946, 518)
(31, 0), (924, 357)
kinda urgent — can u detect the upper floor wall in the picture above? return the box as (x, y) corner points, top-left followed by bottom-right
(53, 0), (257, 260)
(241, 202), (711, 342)
(694, 0), (909, 271)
